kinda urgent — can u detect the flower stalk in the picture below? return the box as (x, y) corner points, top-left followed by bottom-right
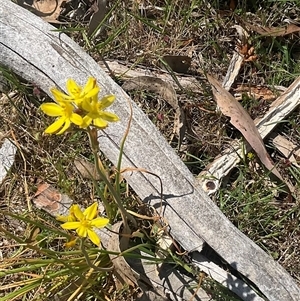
(87, 127), (137, 233)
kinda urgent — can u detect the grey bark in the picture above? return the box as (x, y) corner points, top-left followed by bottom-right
(0, 1), (299, 300)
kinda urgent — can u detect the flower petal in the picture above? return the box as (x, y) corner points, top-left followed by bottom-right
(84, 86), (100, 99)
(40, 103), (64, 117)
(65, 238), (77, 248)
(80, 120), (89, 129)
(87, 229), (100, 246)
(51, 88), (73, 102)
(73, 97), (85, 107)
(56, 215), (69, 222)
(76, 225), (87, 238)
(61, 221), (81, 230)
(73, 204), (85, 221)
(99, 111), (120, 122)
(82, 77), (97, 94)
(81, 99), (93, 112)
(66, 79), (82, 97)
(91, 217), (109, 228)
(44, 117), (65, 134)
(56, 118), (71, 135)
(69, 204), (77, 215)
(70, 113), (83, 126)
(93, 118), (108, 129)
(84, 202), (98, 220)
(99, 95), (116, 109)
(82, 115), (93, 128)
(56, 205), (77, 222)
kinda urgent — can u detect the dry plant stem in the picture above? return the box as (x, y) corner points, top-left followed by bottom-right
(87, 128), (136, 233)
(80, 237), (113, 272)
(121, 167), (164, 216)
(126, 209), (160, 221)
(3, 2), (298, 297)
(188, 272), (204, 301)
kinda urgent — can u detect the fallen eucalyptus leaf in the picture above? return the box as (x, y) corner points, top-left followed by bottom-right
(74, 157), (100, 180)
(207, 74), (287, 189)
(246, 23), (300, 37)
(272, 135), (300, 168)
(32, 182), (73, 216)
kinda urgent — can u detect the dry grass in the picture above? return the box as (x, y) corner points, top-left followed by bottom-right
(88, 0), (300, 285)
(1, 0), (300, 300)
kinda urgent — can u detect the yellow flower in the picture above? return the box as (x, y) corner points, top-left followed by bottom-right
(81, 94), (119, 129)
(56, 205), (77, 222)
(41, 77), (119, 133)
(247, 152), (255, 160)
(60, 203), (109, 246)
(51, 77), (99, 106)
(40, 101), (83, 134)
(64, 237), (78, 248)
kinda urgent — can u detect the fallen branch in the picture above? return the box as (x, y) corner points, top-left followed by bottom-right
(1, 1), (299, 300)
(98, 60), (204, 92)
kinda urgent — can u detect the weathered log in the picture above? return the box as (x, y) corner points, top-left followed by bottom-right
(0, 1), (299, 300)
(0, 136), (17, 183)
(98, 60), (204, 92)
(31, 185), (263, 301)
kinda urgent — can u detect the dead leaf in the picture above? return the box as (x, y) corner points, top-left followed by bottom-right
(107, 221), (138, 289)
(88, 0), (107, 37)
(246, 23), (300, 37)
(207, 75), (287, 188)
(232, 24), (250, 44)
(122, 76), (186, 147)
(233, 85), (277, 102)
(74, 157), (100, 180)
(222, 51), (244, 91)
(32, 182), (73, 216)
(123, 76), (177, 107)
(237, 43), (257, 62)
(18, 0), (68, 23)
(230, 0), (237, 10)
(161, 55), (191, 73)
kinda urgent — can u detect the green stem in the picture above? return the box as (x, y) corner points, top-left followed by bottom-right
(80, 237), (113, 272)
(114, 99), (131, 199)
(87, 128), (137, 232)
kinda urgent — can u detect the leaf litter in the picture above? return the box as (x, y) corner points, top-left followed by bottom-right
(207, 74), (291, 192)
(3, 0), (298, 296)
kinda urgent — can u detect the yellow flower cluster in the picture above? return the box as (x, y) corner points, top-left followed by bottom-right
(57, 202), (109, 247)
(40, 77), (119, 134)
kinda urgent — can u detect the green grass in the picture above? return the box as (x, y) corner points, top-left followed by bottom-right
(1, 0), (300, 300)
(216, 154), (300, 278)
